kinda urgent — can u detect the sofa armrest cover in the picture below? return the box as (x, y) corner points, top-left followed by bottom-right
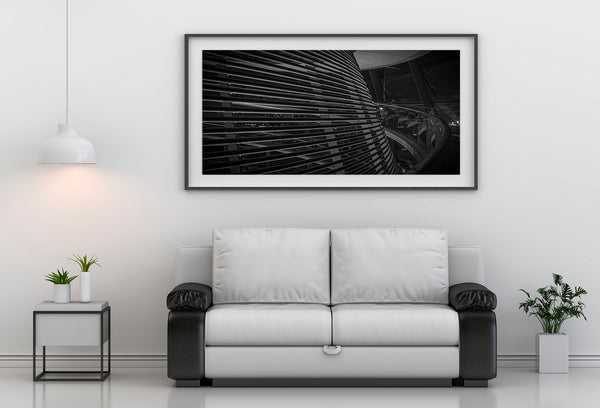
(167, 283), (212, 311)
(449, 283), (496, 311)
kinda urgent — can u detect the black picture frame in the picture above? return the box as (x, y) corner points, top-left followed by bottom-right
(185, 34), (477, 190)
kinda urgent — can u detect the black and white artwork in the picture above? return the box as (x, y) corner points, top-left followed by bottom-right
(186, 35), (477, 189)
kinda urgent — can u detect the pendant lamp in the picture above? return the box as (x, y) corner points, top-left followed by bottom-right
(39, 0), (96, 164)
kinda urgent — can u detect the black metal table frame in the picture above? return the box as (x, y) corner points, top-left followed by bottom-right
(33, 307), (111, 381)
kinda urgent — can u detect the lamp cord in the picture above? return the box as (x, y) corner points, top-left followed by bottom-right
(66, 0), (69, 123)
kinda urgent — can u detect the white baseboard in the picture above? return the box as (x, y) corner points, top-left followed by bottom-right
(2, 354), (600, 369)
(498, 355), (600, 368)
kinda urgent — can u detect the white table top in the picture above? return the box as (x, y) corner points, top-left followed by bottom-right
(35, 301), (109, 312)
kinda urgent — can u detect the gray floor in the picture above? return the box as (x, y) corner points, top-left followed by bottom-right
(1, 367), (599, 408)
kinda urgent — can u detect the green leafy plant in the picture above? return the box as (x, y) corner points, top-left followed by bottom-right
(519, 274), (588, 334)
(45, 268), (78, 284)
(68, 254), (101, 272)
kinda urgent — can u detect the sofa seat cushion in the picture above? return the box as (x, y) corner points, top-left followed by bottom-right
(331, 228), (449, 304)
(332, 303), (459, 346)
(213, 228), (330, 304)
(206, 304), (332, 346)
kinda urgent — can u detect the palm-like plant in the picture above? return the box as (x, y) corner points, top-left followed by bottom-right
(68, 254), (101, 272)
(45, 268), (78, 284)
(519, 274), (587, 334)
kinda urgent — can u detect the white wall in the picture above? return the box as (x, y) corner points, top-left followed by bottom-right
(1, 0), (600, 363)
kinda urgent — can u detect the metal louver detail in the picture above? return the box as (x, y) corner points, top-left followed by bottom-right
(202, 50), (397, 175)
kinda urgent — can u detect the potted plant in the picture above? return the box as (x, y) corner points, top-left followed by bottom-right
(519, 273), (587, 373)
(45, 268), (78, 303)
(68, 254), (100, 303)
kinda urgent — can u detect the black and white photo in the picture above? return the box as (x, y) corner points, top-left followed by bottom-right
(186, 35), (477, 188)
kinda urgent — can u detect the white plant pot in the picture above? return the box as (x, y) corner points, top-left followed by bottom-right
(536, 333), (569, 373)
(53, 284), (71, 304)
(80, 271), (91, 303)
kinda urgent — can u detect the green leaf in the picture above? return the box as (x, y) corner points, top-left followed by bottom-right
(68, 254), (101, 272)
(44, 268), (77, 284)
(518, 274), (587, 333)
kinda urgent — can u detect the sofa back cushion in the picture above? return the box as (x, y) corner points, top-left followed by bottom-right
(331, 228), (449, 304)
(212, 228), (330, 304)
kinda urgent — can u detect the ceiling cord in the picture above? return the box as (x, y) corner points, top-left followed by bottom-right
(66, 0), (69, 123)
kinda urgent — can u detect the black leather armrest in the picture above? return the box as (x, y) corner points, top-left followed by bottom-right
(449, 282), (497, 311)
(167, 283), (211, 385)
(457, 311), (497, 381)
(168, 310), (206, 384)
(167, 283), (212, 311)
(450, 283), (497, 383)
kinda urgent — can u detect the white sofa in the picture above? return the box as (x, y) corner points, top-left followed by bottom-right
(167, 228), (497, 387)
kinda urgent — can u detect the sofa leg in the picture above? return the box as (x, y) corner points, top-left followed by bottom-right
(463, 380), (488, 387)
(452, 378), (488, 387)
(175, 379), (202, 387)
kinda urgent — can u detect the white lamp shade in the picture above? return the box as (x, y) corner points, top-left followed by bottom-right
(39, 123), (96, 164)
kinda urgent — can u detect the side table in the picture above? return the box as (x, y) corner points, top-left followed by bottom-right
(33, 300), (111, 381)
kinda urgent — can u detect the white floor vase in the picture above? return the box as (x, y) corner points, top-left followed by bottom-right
(536, 333), (568, 373)
(80, 272), (91, 303)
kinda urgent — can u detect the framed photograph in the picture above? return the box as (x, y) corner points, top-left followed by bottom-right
(185, 34), (477, 189)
